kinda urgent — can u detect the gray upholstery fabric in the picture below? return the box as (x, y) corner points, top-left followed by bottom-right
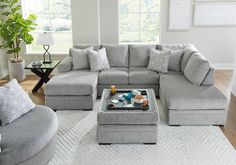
(88, 48), (110, 72)
(45, 70), (98, 96)
(160, 44), (187, 50)
(98, 110), (158, 125)
(97, 124), (157, 144)
(73, 44), (101, 52)
(0, 79), (35, 126)
(45, 94), (96, 110)
(181, 44), (199, 72)
(160, 74), (228, 110)
(147, 49), (170, 73)
(58, 56), (72, 73)
(102, 44), (129, 67)
(0, 105), (58, 165)
(97, 84), (159, 97)
(98, 67), (129, 85)
(129, 67), (159, 85)
(169, 109), (225, 126)
(184, 53), (210, 85)
(168, 49), (183, 72)
(18, 135), (57, 165)
(71, 47), (93, 70)
(129, 44), (156, 67)
(202, 67), (214, 86)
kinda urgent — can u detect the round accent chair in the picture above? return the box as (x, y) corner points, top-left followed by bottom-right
(0, 105), (58, 165)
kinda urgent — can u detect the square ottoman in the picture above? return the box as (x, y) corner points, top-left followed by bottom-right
(97, 89), (159, 144)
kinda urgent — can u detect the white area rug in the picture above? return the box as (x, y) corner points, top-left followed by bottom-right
(48, 101), (236, 165)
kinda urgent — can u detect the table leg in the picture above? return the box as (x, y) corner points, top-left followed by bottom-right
(31, 68), (53, 93)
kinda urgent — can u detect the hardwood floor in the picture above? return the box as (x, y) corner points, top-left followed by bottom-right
(0, 70), (236, 149)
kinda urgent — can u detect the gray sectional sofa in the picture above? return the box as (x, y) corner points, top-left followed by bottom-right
(45, 44), (228, 126)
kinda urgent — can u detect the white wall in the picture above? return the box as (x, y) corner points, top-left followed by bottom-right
(160, 0), (236, 68)
(100, 0), (119, 44)
(3, 0), (236, 77)
(71, 0), (100, 44)
(0, 49), (8, 79)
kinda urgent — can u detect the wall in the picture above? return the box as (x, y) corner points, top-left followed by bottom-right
(71, 0), (100, 44)
(161, 0), (236, 68)
(18, 0), (236, 76)
(0, 48), (8, 79)
(100, 0), (119, 44)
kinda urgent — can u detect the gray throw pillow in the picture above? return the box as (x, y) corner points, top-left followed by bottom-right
(0, 79), (35, 125)
(71, 47), (93, 70)
(184, 53), (210, 85)
(88, 48), (110, 72)
(163, 49), (183, 72)
(147, 49), (170, 73)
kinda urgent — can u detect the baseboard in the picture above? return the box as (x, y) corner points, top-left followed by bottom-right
(211, 63), (235, 69)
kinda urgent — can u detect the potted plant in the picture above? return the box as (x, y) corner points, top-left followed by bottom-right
(0, 0), (37, 82)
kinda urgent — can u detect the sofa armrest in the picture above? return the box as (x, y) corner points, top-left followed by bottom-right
(202, 67), (214, 86)
(58, 56), (72, 73)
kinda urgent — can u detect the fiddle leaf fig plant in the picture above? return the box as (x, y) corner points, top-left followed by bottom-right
(0, 0), (37, 63)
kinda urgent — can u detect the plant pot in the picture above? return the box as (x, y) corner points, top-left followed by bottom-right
(8, 60), (26, 82)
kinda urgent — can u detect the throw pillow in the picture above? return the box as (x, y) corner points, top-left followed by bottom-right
(147, 49), (170, 73)
(88, 48), (110, 72)
(184, 53), (210, 85)
(0, 79), (35, 125)
(71, 47), (93, 70)
(163, 49), (183, 72)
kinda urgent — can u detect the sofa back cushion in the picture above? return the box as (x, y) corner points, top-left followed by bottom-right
(129, 44), (156, 67)
(160, 44), (187, 51)
(71, 47), (93, 70)
(72, 44), (101, 54)
(184, 53), (210, 85)
(102, 44), (129, 67)
(181, 44), (199, 72)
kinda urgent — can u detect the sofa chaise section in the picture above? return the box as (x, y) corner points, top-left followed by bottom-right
(160, 73), (227, 125)
(45, 70), (98, 110)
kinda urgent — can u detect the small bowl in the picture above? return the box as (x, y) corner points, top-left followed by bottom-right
(134, 98), (144, 104)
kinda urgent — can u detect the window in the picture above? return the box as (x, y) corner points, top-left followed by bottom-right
(119, 0), (160, 43)
(22, 0), (72, 53)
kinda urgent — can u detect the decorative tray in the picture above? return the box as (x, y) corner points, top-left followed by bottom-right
(106, 90), (149, 111)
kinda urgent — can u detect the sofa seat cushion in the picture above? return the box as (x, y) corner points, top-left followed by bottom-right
(45, 70), (98, 96)
(0, 105), (58, 165)
(129, 67), (159, 85)
(98, 68), (128, 85)
(160, 74), (227, 110)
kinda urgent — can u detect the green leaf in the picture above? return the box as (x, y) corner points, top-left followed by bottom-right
(7, 49), (14, 54)
(2, 11), (11, 16)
